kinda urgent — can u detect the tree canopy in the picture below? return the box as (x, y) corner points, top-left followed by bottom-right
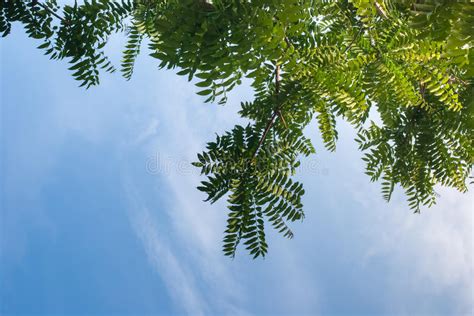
(2, 0), (473, 258)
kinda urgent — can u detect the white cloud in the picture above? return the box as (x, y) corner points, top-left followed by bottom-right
(124, 178), (208, 316)
(358, 185), (473, 314)
(119, 71), (250, 315)
(135, 118), (160, 145)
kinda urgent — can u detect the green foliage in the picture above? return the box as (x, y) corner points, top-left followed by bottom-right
(193, 124), (314, 258)
(1, 0), (134, 87)
(121, 21), (144, 80)
(2, 0), (473, 258)
(409, 0), (474, 75)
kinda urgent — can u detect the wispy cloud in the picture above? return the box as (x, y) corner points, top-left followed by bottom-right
(119, 72), (250, 315)
(354, 183), (473, 314)
(124, 178), (208, 316)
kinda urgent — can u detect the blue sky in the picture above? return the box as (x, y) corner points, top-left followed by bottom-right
(1, 20), (473, 316)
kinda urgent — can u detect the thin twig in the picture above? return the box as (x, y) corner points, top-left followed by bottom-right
(449, 76), (468, 86)
(275, 62), (280, 94)
(253, 111), (279, 159)
(274, 64), (288, 128)
(374, 1), (388, 19)
(253, 64), (281, 158)
(33, 1), (66, 23)
(277, 110), (288, 128)
(278, 36), (291, 129)
(344, 27), (363, 53)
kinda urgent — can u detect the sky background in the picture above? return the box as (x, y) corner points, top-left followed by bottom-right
(1, 18), (473, 316)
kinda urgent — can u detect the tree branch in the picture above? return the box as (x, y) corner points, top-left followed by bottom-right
(374, 1), (388, 19)
(32, 1), (66, 23)
(344, 27), (363, 53)
(274, 63), (287, 128)
(253, 109), (279, 159)
(252, 64), (282, 158)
